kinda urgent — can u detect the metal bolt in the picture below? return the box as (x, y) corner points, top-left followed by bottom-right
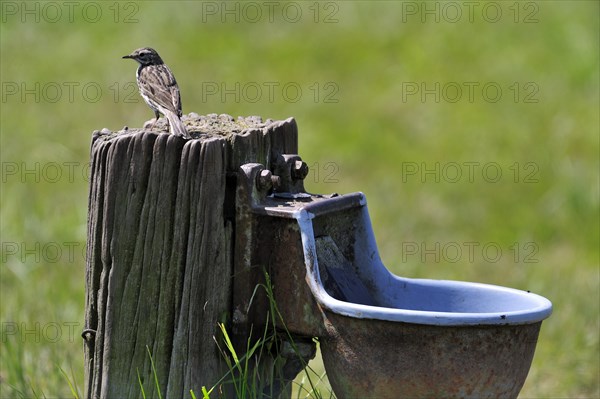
(256, 169), (273, 191)
(291, 160), (309, 180)
(271, 175), (282, 190)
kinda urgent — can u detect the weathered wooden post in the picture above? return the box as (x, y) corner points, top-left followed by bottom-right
(83, 114), (302, 398)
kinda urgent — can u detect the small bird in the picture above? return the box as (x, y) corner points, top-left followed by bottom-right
(123, 47), (189, 138)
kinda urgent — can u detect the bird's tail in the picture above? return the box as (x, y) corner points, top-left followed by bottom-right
(164, 110), (190, 139)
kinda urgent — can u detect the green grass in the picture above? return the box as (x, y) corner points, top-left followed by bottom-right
(1, 1), (598, 397)
(208, 273), (334, 399)
(136, 274), (333, 399)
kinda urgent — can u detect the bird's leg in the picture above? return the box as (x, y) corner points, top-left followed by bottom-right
(147, 110), (161, 130)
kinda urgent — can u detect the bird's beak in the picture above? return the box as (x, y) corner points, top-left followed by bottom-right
(122, 54), (133, 59)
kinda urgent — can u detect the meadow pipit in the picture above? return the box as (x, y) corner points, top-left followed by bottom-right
(123, 47), (189, 138)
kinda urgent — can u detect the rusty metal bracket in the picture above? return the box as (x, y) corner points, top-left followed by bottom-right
(233, 156), (355, 342)
(232, 155), (317, 336)
(231, 155), (320, 397)
(235, 155), (310, 208)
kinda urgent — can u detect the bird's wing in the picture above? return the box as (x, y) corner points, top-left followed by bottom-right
(138, 64), (182, 115)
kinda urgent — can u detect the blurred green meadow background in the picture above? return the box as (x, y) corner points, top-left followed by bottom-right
(1, 1), (598, 397)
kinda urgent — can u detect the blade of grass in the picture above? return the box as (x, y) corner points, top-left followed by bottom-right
(146, 345), (163, 399)
(218, 322), (240, 365)
(198, 386), (212, 399)
(58, 365), (80, 399)
(137, 367), (147, 399)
